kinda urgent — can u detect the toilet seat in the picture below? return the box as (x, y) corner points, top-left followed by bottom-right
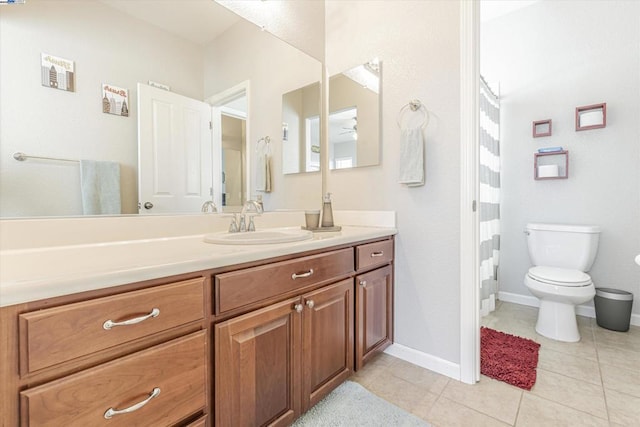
(527, 266), (592, 287)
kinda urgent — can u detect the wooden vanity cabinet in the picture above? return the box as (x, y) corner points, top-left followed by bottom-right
(214, 250), (355, 427)
(0, 276), (209, 427)
(354, 239), (394, 370)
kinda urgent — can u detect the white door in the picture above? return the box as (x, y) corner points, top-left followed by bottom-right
(137, 83), (213, 214)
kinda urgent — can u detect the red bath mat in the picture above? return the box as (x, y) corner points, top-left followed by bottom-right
(480, 327), (541, 390)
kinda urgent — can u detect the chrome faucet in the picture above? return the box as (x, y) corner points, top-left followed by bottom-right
(229, 200), (263, 232)
(201, 200), (217, 213)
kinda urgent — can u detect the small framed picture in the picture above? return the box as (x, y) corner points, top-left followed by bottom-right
(532, 119), (552, 138)
(576, 103), (606, 131)
(102, 83), (129, 117)
(41, 53), (75, 92)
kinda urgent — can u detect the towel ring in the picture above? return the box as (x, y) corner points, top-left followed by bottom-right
(397, 99), (429, 129)
(256, 136), (271, 152)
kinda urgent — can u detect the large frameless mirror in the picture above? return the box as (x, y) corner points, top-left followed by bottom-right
(328, 59), (381, 170)
(0, 0), (323, 217)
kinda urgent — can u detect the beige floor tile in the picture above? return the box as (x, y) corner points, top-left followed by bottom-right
(441, 375), (522, 424)
(596, 343), (640, 372)
(364, 370), (432, 413)
(594, 325), (640, 353)
(535, 332), (598, 361)
(409, 392), (440, 422)
(515, 394), (609, 427)
(537, 347), (602, 385)
(600, 363), (640, 398)
(386, 357), (450, 395)
(424, 396), (511, 427)
(604, 388), (640, 425)
(529, 369), (607, 419)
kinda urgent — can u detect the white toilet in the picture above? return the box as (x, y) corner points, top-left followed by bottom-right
(524, 223), (601, 342)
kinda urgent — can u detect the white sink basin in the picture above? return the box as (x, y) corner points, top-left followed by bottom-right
(204, 228), (313, 245)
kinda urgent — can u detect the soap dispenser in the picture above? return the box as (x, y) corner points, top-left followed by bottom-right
(321, 192), (334, 228)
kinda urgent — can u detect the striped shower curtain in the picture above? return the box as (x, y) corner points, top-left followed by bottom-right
(479, 78), (500, 317)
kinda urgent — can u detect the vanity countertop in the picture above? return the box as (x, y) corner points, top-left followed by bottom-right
(0, 226), (397, 307)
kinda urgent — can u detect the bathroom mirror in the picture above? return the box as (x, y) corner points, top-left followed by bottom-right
(281, 82), (321, 174)
(0, 0), (323, 217)
(328, 60), (381, 170)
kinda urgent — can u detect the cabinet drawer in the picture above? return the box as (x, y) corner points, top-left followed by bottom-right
(20, 331), (206, 427)
(20, 277), (205, 374)
(215, 248), (353, 314)
(356, 240), (393, 271)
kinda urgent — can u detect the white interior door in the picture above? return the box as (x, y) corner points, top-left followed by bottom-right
(138, 83), (213, 214)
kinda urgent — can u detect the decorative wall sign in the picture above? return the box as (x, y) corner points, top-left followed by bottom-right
(41, 53), (75, 92)
(102, 84), (129, 117)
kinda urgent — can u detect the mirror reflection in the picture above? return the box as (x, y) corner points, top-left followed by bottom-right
(328, 60), (381, 170)
(0, 0), (322, 217)
(281, 82), (321, 174)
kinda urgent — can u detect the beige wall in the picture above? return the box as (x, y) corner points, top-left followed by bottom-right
(0, 0), (203, 217)
(326, 1), (462, 363)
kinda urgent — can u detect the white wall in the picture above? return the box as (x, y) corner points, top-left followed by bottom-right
(203, 19), (323, 211)
(326, 1), (462, 364)
(482, 1), (640, 316)
(0, 0), (203, 217)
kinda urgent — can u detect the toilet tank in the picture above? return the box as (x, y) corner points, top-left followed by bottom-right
(526, 223), (601, 271)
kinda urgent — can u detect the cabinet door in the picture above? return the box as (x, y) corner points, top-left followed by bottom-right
(355, 265), (393, 370)
(215, 297), (302, 427)
(301, 279), (353, 411)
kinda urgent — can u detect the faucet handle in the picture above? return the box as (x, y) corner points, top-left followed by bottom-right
(228, 214), (239, 233)
(248, 215), (256, 232)
(238, 215), (247, 232)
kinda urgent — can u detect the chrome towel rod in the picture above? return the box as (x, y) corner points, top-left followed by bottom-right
(13, 152), (79, 163)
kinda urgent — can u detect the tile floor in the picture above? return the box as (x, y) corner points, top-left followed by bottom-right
(352, 301), (640, 426)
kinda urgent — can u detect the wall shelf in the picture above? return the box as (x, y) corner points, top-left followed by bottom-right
(534, 150), (568, 180)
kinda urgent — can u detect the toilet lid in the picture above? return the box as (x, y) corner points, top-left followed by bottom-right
(528, 266), (592, 287)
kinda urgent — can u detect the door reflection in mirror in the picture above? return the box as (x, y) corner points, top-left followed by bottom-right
(281, 82), (321, 175)
(329, 60), (381, 170)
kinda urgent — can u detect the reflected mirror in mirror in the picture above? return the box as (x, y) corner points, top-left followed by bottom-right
(0, 0), (322, 218)
(328, 59), (381, 170)
(282, 82), (321, 174)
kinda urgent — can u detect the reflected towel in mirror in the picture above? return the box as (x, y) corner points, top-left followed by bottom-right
(255, 140), (272, 193)
(398, 127), (424, 187)
(79, 160), (122, 215)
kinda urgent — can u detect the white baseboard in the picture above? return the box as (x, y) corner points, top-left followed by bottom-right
(498, 291), (640, 327)
(384, 343), (461, 381)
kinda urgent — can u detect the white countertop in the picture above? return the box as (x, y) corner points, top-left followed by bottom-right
(0, 226), (396, 307)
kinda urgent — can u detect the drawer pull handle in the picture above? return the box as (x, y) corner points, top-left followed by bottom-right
(359, 280), (367, 287)
(291, 269), (314, 280)
(104, 387), (161, 419)
(306, 299), (315, 309)
(294, 303), (304, 313)
(103, 308), (160, 330)
(371, 251), (384, 257)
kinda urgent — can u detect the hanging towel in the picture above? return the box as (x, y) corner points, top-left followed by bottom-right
(398, 127), (424, 186)
(80, 160), (121, 215)
(255, 141), (272, 193)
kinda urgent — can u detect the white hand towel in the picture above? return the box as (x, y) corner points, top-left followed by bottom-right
(80, 160), (121, 215)
(398, 127), (424, 186)
(255, 152), (266, 192)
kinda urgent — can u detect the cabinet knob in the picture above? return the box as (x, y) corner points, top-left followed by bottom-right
(359, 280), (367, 287)
(294, 303), (304, 313)
(305, 300), (315, 309)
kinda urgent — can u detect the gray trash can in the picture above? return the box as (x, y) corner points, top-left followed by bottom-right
(594, 288), (634, 332)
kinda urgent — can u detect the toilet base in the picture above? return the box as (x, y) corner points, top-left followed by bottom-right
(535, 300), (581, 342)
